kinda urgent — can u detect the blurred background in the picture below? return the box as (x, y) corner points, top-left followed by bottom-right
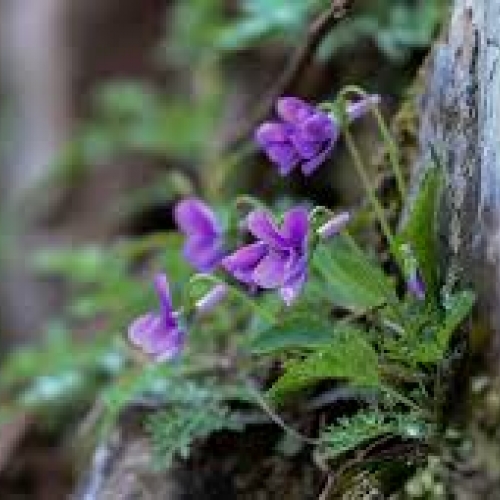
(0, 1), (446, 497)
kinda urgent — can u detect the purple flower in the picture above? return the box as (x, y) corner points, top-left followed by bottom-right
(222, 207), (309, 306)
(255, 95), (380, 176)
(175, 198), (225, 272)
(128, 273), (185, 362)
(407, 271), (426, 301)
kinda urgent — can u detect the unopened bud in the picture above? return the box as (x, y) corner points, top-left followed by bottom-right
(195, 283), (228, 315)
(317, 211), (350, 239)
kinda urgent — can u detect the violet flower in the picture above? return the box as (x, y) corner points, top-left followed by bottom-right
(175, 198), (225, 272)
(128, 273), (185, 362)
(255, 95), (380, 176)
(407, 271), (426, 301)
(222, 207), (309, 306)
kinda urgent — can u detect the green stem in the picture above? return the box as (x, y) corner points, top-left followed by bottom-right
(342, 128), (397, 257)
(340, 85), (406, 200)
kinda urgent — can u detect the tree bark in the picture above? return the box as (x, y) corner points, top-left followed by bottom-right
(415, 0), (500, 371)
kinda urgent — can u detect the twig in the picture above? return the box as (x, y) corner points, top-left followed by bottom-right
(225, 0), (352, 151)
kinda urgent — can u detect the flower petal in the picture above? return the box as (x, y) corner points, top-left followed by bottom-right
(153, 273), (175, 324)
(128, 312), (184, 361)
(300, 134), (338, 176)
(221, 242), (267, 285)
(263, 143), (301, 175)
(280, 270), (307, 306)
(152, 327), (185, 362)
(128, 313), (163, 352)
(301, 113), (336, 142)
(255, 122), (289, 145)
(289, 131), (322, 160)
(247, 210), (287, 249)
(252, 251), (287, 289)
(281, 207), (309, 248)
(184, 235), (224, 272)
(276, 97), (314, 125)
(175, 198), (220, 239)
(279, 252), (308, 305)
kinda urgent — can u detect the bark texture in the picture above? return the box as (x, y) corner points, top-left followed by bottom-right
(415, 0), (500, 369)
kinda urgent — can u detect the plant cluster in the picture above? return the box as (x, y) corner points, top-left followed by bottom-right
(121, 89), (474, 476)
(0, 2), (463, 493)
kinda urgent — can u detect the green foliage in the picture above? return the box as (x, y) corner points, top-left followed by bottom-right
(87, 81), (221, 160)
(216, 0), (317, 51)
(319, 411), (432, 460)
(218, 0), (447, 61)
(320, 1), (447, 61)
(144, 378), (249, 469)
(146, 402), (244, 470)
(397, 167), (443, 303)
(248, 313), (335, 354)
(312, 235), (395, 313)
(33, 233), (191, 323)
(267, 327), (380, 404)
(411, 291), (475, 363)
(165, 0), (225, 62)
(0, 323), (122, 426)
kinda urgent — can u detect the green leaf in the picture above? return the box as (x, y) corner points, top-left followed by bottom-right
(249, 314), (335, 354)
(146, 403), (244, 470)
(312, 236), (394, 312)
(438, 290), (475, 347)
(319, 411), (431, 460)
(397, 166), (442, 302)
(268, 327), (380, 404)
(411, 290), (475, 363)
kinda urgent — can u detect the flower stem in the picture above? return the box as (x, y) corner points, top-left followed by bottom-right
(342, 127), (399, 262)
(340, 85), (406, 200)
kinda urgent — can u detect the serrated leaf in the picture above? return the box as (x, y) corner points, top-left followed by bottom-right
(267, 328), (380, 404)
(397, 166), (442, 302)
(312, 236), (394, 312)
(146, 403), (244, 470)
(319, 411), (431, 460)
(411, 290), (475, 363)
(249, 314), (335, 354)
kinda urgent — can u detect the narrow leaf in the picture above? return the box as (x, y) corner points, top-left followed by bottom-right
(397, 166), (442, 302)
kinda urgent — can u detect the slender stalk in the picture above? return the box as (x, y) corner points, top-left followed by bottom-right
(342, 127), (397, 256)
(340, 85), (406, 200)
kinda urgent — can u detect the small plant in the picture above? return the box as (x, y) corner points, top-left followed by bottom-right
(0, 83), (474, 493)
(120, 89), (474, 479)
